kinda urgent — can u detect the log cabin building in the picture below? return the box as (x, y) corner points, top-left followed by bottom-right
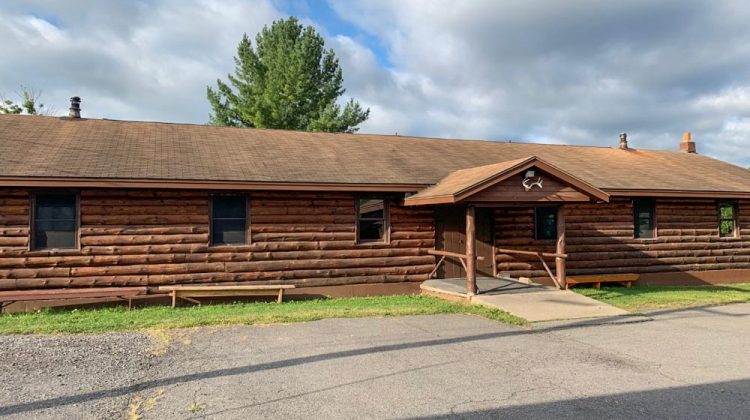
(2, 106), (750, 301)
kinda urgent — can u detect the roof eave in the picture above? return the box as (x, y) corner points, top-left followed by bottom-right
(605, 189), (750, 199)
(0, 176), (428, 193)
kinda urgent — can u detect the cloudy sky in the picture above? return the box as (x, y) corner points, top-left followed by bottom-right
(1, 1), (749, 166)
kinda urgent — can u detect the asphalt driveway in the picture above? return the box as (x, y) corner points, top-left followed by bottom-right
(2, 303), (750, 419)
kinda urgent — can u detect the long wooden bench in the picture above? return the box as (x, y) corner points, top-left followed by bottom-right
(565, 274), (639, 290)
(0, 287), (148, 312)
(157, 285), (296, 307)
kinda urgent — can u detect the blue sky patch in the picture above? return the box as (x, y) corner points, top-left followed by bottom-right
(275, 0), (392, 68)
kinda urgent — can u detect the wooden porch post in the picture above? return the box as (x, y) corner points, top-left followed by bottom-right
(466, 205), (477, 295)
(556, 205), (566, 289)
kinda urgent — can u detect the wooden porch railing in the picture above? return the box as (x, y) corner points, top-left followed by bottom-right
(427, 249), (485, 279)
(495, 248), (568, 289)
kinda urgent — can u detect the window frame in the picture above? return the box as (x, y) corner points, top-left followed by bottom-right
(355, 197), (390, 245)
(633, 198), (657, 240)
(209, 194), (250, 247)
(30, 191), (81, 251)
(718, 201), (739, 238)
(534, 206), (558, 241)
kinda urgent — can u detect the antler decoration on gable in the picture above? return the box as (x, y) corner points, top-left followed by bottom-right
(522, 176), (544, 191)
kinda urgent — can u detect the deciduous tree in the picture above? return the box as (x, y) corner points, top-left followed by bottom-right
(0, 86), (47, 115)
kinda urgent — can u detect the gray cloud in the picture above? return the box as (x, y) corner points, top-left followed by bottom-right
(1, 1), (749, 166)
(0, 0), (281, 122)
(329, 0), (750, 165)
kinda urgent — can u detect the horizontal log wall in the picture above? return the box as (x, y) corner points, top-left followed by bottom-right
(3, 188), (748, 290)
(0, 189), (435, 290)
(495, 198), (750, 280)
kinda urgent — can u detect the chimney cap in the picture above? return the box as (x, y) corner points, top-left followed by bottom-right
(619, 132), (628, 150)
(68, 96), (81, 119)
(682, 131), (692, 142)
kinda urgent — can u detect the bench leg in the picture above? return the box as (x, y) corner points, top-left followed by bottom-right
(171, 290), (177, 308)
(625, 281), (632, 288)
(277, 289), (284, 304)
(181, 296), (201, 305)
(593, 282), (601, 290)
(119, 296), (133, 310)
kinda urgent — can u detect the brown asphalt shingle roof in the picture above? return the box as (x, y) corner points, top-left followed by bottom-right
(1, 114), (750, 194)
(406, 157), (535, 200)
(405, 156), (610, 203)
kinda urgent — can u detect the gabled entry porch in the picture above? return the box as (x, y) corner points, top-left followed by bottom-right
(404, 156), (611, 296)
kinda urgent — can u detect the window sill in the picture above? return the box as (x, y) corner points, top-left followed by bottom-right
(355, 241), (390, 246)
(25, 248), (83, 256)
(207, 244), (253, 251)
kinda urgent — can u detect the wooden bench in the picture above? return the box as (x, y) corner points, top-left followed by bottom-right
(565, 274), (639, 290)
(157, 285), (296, 308)
(0, 287), (148, 312)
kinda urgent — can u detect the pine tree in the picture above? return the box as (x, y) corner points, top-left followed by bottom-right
(207, 17), (369, 133)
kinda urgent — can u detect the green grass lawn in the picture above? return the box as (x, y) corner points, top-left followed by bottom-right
(0, 295), (527, 335)
(575, 283), (750, 312)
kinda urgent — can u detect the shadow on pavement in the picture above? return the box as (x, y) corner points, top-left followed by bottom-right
(411, 378), (750, 419)
(0, 303), (746, 416)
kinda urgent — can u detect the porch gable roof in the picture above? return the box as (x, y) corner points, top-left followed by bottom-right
(403, 156), (610, 205)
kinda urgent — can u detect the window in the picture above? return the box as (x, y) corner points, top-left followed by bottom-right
(535, 207), (557, 240)
(357, 198), (388, 243)
(719, 202), (738, 238)
(633, 199), (656, 239)
(211, 195), (247, 245)
(32, 193), (78, 250)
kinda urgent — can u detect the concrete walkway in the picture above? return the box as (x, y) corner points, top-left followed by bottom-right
(422, 278), (631, 322)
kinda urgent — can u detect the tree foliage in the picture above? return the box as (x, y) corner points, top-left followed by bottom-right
(207, 17), (369, 133)
(0, 86), (46, 115)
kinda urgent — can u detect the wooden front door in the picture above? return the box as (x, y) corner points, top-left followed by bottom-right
(435, 207), (495, 278)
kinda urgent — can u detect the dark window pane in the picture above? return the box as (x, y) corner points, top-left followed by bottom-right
(720, 220), (735, 237)
(720, 205), (734, 220)
(541, 221), (556, 239)
(35, 194), (76, 220)
(719, 203), (736, 238)
(359, 220), (385, 241)
(535, 207), (557, 240)
(210, 195), (247, 245)
(34, 220), (76, 249)
(36, 204), (76, 220)
(211, 220), (246, 245)
(636, 220), (654, 239)
(212, 196), (246, 219)
(357, 197), (387, 243)
(33, 193), (77, 250)
(633, 199), (655, 239)
(358, 199), (384, 219)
